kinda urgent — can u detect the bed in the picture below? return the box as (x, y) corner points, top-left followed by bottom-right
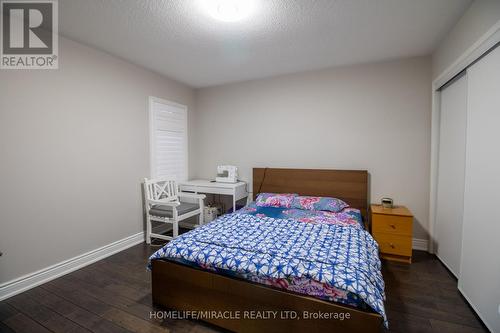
(149, 168), (385, 333)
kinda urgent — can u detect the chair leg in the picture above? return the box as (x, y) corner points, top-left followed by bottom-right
(146, 214), (152, 244)
(173, 220), (179, 238)
(172, 207), (179, 239)
(199, 199), (205, 226)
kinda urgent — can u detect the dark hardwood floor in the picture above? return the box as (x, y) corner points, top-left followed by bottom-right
(0, 244), (488, 333)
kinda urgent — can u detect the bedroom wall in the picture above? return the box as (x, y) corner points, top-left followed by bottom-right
(0, 36), (195, 284)
(432, 0), (500, 79)
(194, 56), (432, 240)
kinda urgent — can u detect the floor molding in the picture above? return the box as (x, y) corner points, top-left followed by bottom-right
(0, 232), (144, 301)
(412, 238), (429, 251)
(0, 232), (430, 301)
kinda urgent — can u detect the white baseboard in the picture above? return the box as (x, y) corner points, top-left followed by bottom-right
(0, 232), (145, 301)
(0, 232), (430, 301)
(412, 238), (429, 251)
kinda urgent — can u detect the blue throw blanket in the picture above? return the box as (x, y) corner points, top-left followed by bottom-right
(149, 213), (387, 325)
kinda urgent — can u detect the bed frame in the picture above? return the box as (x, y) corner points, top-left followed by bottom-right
(152, 168), (382, 333)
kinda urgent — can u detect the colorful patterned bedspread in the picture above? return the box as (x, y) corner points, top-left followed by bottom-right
(149, 209), (387, 326)
(237, 202), (365, 229)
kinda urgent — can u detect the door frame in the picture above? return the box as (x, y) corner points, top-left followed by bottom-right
(429, 20), (500, 253)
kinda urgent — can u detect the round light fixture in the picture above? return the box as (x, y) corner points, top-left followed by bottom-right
(202, 0), (255, 22)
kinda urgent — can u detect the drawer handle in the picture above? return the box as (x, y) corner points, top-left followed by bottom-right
(389, 224), (396, 229)
(389, 243), (395, 248)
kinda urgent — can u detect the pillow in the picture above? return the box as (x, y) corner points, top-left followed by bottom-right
(291, 196), (349, 213)
(255, 193), (297, 208)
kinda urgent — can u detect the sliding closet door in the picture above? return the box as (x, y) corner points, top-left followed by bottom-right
(459, 46), (500, 332)
(435, 73), (467, 277)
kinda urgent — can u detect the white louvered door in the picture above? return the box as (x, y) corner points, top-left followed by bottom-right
(149, 97), (188, 181)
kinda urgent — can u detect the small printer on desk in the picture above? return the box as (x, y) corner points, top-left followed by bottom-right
(216, 165), (238, 183)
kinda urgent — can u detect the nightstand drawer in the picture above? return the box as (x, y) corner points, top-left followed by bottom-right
(372, 214), (412, 236)
(373, 232), (412, 256)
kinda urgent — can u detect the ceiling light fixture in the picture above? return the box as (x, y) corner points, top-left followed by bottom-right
(202, 0), (255, 22)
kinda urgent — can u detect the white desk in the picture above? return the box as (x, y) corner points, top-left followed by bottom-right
(179, 179), (248, 212)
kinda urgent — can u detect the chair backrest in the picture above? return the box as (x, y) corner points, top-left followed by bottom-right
(144, 177), (179, 202)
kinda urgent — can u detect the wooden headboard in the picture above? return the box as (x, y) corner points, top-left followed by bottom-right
(253, 168), (369, 221)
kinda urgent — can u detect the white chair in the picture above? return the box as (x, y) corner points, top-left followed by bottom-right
(144, 177), (205, 244)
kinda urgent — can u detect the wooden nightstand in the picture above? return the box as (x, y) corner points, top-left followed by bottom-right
(370, 204), (413, 264)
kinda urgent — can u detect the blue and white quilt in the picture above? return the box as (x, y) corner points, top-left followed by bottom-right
(149, 213), (387, 326)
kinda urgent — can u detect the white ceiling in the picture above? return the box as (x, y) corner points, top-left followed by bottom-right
(59, 0), (472, 88)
